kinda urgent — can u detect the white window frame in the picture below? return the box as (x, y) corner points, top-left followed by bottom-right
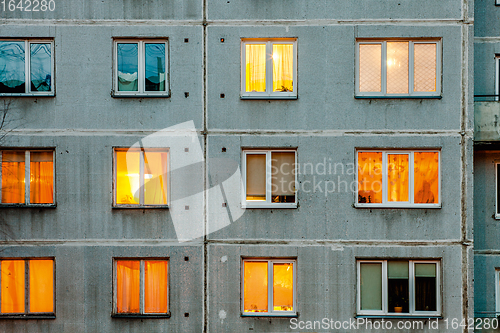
(355, 39), (441, 98)
(240, 38), (297, 99)
(496, 162), (500, 219)
(113, 39), (169, 97)
(113, 148), (170, 208)
(495, 55), (500, 101)
(356, 260), (441, 317)
(241, 149), (297, 209)
(355, 150), (441, 208)
(241, 258), (297, 317)
(496, 269), (500, 315)
(0, 39), (55, 97)
(0, 150), (56, 206)
(112, 258), (170, 316)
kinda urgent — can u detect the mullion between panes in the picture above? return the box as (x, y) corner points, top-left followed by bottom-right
(381, 261), (388, 314)
(25, 151), (30, 204)
(266, 42), (273, 95)
(268, 260), (273, 314)
(382, 152), (388, 204)
(138, 42), (145, 94)
(25, 259), (30, 314)
(25, 41), (30, 94)
(409, 42), (415, 95)
(266, 151), (272, 204)
(409, 152), (415, 204)
(381, 42), (388, 95)
(409, 261), (415, 314)
(140, 151), (145, 205)
(140, 260), (145, 314)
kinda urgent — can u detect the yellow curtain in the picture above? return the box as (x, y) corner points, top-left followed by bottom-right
(244, 261), (268, 312)
(1, 151), (25, 204)
(144, 260), (168, 313)
(29, 259), (53, 313)
(357, 152), (382, 203)
(143, 152), (168, 205)
(388, 154), (409, 202)
(1, 260), (24, 313)
(414, 152), (439, 203)
(273, 263), (293, 311)
(116, 261), (140, 313)
(272, 44), (293, 92)
(116, 151), (140, 205)
(30, 152), (54, 204)
(245, 44), (266, 92)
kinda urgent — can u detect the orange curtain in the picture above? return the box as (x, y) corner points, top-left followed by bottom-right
(414, 152), (439, 203)
(272, 44), (293, 92)
(144, 260), (168, 313)
(30, 152), (54, 204)
(143, 152), (168, 205)
(245, 44), (266, 92)
(29, 259), (53, 313)
(387, 154), (409, 202)
(116, 261), (140, 313)
(1, 260), (25, 313)
(116, 151), (140, 205)
(1, 151), (25, 204)
(244, 261), (268, 312)
(273, 263), (293, 311)
(357, 152), (382, 203)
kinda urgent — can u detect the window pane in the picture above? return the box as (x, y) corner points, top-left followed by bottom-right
(414, 152), (439, 204)
(116, 151), (140, 205)
(1, 260), (25, 313)
(388, 262), (409, 313)
(359, 44), (382, 92)
(387, 154), (409, 202)
(30, 43), (51, 92)
(357, 152), (382, 203)
(386, 42), (409, 94)
(143, 151), (168, 205)
(116, 260), (140, 313)
(272, 44), (293, 92)
(0, 41), (25, 93)
(271, 152), (295, 203)
(388, 261), (409, 279)
(498, 165), (500, 216)
(145, 260), (168, 313)
(29, 259), (53, 313)
(415, 263), (437, 311)
(246, 154), (266, 201)
(30, 152), (54, 204)
(117, 43), (138, 92)
(273, 263), (293, 311)
(414, 43), (436, 92)
(145, 43), (166, 92)
(245, 44), (266, 92)
(360, 263), (382, 311)
(1, 151), (25, 204)
(244, 261), (268, 312)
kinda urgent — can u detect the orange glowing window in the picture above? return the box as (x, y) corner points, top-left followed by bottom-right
(1, 150), (54, 205)
(242, 39), (297, 99)
(357, 150), (440, 207)
(115, 259), (168, 315)
(0, 259), (54, 315)
(242, 259), (295, 315)
(114, 148), (168, 207)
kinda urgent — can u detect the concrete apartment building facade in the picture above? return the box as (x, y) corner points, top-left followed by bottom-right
(0, 0), (474, 332)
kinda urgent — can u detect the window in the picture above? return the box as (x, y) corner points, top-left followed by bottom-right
(357, 260), (440, 316)
(356, 150), (440, 208)
(113, 148), (169, 207)
(113, 259), (169, 316)
(0, 40), (54, 96)
(241, 259), (296, 316)
(356, 39), (440, 97)
(241, 39), (297, 99)
(0, 258), (55, 316)
(113, 39), (169, 96)
(242, 150), (297, 208)
(0, 150), (55, 206)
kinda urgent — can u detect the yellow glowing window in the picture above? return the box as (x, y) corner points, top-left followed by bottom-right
(242, 259), (295, 315)
(115, 259), (168, 315)
(357, 150), (440, 207)
(114, 148), (168, 207)
(242, 39), (297, 98)
(0, 259), (54, 315)
(357, 40), (440, 97)
(0, 150), (54, 205)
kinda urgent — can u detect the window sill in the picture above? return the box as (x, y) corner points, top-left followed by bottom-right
(242, 203), (297, 209)
(112, 205), (169, 209)
(356, 315), (442, 319)
(111, 92), (171, 98)
(0, 204), (56, 208)
(0, 93), (55, 97)
(112, 313), (170, 319)
(355, 203), (441, 209)
(242, 313), (298, 318)
(0, 314), (56, 320)
(240, 94), (297, 100)
(355, 95), (442, 99)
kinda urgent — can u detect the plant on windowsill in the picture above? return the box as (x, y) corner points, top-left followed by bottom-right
(389, 293), (407, 313)
(276, 85), (291, 92)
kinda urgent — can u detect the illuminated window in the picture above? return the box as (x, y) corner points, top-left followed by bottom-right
(0, 39), (54, 96)
(356, 150), (440, 208)
(242, 259), (295, 316)
(0, 259), (54, 315)
(356, 39), (440, 97)
(0, 150), (55, 206)
(113, 259), (169, 316)
(357, 260), (440, 316)
(113, 39), (169, 96)
(113, 148), (169, 207)
(242, 150), (297, 208)
(241, 39), (297, 99)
